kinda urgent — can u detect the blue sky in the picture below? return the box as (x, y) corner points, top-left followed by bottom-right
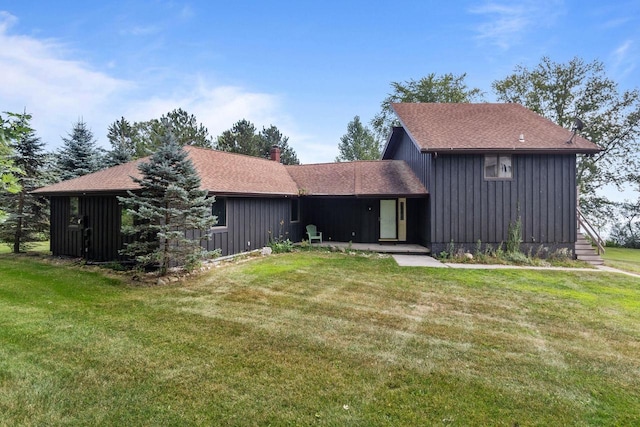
(1, 1), (638, 169)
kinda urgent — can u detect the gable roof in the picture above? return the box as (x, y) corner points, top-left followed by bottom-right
(32, 146), (300, 197)
(388, 103), (601, 154)
(285, 160), (427, 197)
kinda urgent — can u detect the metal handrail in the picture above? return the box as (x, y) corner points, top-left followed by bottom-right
(577, 208), (605, 255)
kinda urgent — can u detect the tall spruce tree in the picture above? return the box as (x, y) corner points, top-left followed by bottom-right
(105, 117), (137, 167)
(118, 125), (216, 275)
(0, 112), (50, 252)
(57, 119), (103, 180)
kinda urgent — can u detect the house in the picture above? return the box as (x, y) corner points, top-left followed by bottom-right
(32, 103), (600, 262)
(32, 146), (428, 261)
(382, 103), (601, 255)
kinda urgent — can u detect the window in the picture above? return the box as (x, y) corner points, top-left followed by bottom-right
(69, 197), (81, 227)
(484, 155), (512, 179)
(290, 199), (300, 222)
(212, 197), (227, 227)
(120, 206), (134, 232)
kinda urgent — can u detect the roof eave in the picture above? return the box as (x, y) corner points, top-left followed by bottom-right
(420, 147), (602, 155)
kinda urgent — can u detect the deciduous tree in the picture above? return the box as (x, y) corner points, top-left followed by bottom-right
(336, 116), (379, 161)
(0, 112), (50, 252)
(372, 73), (484, 140)
(492, 56), (640, 222)
(0, 112), (25, 222)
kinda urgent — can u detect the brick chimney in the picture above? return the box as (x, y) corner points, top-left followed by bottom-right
(270, 145), (281, 163)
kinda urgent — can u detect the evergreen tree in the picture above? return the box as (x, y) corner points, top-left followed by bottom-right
(133, 108), (213, 156)
(216, 120), (301, 165)
(216, 119), (262, 156)
(57, 120), (103, 180)
(336, 116), (380, 161)
(259, 125), (300, 165)
(105, 117), (137, 167)
(118, 126), (216, 275)
(0, 112), (50, 252)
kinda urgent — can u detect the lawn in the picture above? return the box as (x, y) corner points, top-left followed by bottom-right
(0, 251), (639, 426)
(603, 247), (640, 274)
(0, 240), (50, 254)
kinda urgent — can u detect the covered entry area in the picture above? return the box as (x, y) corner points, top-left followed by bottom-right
(286, 160), (429, 245)
(301, 197), (426, 244)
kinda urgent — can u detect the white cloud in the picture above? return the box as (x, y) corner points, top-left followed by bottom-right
(0, 11), (299, 156)
(0, 11), (131, 146)
(611, 39), (637, 81)
(469, 0), (564, 49)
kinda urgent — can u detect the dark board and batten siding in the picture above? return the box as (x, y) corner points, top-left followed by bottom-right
(203, 197), (302, 256)
(50, 196), (135, 261)
(51, 195), (302, 261)
(302, 197), (425, 244)
(429, 154), (577, 253)
(383, 128), (431, 245)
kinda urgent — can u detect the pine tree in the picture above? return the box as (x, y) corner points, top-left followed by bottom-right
(259, 125), (300, 165)
(0, 112), (50, 252)
(216, 120), (301, 165)
(118, 126), (216, 275)
(57, 120), (103, 180)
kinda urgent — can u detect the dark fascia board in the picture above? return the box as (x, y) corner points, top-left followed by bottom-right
(299, 193), (429, 198)
(420, 147), (602, 155)
(31, 190), (300, 198)
(381, 126), (424, 160)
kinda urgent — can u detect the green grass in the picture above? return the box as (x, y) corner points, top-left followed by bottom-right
(1, 251), (639, 425)
(0, 240), (50, 254)
(603, 247), (640, 274)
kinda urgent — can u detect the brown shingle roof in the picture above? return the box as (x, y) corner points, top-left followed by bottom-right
(185, 146), (299, 195)
(286, 161), (428, 197)
(32, 146), (300, 196)
(391, 103), (601, 153)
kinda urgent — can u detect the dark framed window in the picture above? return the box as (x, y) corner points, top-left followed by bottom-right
(212, 197), (227, 227)
(484, 155), (512, 179)
(120, 206), (134, 232)
(290, 198), (300, 223)
(69, 197), (82, 227)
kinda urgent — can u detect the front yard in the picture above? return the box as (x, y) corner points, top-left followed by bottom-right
(0, 251), (638, 425)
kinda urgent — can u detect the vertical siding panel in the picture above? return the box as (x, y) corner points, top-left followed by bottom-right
(549, 156), (557, 241)
(496, 182), (504, 242)
(487, 182), (495, 243)
(473, 158), (481, 244)
(539, 157), (548, 242)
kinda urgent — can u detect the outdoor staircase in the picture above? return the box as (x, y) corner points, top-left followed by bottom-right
(575, 233), (604, 265)
(576, 207), (606, 266)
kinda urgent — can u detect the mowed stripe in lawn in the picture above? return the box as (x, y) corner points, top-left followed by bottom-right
(0, 252), (639, 425)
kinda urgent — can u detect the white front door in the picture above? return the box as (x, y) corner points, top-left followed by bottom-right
(380, 199), (397, 239)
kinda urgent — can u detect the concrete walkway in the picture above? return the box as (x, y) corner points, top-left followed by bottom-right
(315, 242), (429, 254)
(392, 254), (640, 278)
